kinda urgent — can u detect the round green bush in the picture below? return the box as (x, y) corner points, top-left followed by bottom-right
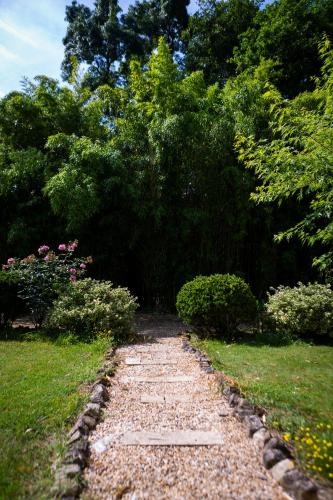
(265, 282), (333, 337)
(47, 278), (138, 340)
(176, 274), (257, 334)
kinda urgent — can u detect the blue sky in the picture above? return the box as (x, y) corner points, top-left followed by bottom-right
(0, 0), (198, 96)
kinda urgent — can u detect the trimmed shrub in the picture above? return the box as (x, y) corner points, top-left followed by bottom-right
(47, 278), (138, 340)
(176, 274), (257, 334)
(265, 282), (333, 337)
(0, 270), (21, 328)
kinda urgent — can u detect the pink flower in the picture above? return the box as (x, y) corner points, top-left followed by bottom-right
(70, 275), (77, 282)
(79, 263), (86, 269)
(38, 245), (50, 255)
(44, 255), (49, 262)
(69, 267), (77, 274)
(7, 258), (15, 265)
(67, 239), (78, 252)
(58, 244), (66, 251)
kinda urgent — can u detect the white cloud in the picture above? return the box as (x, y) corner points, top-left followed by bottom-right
(0, 43), (20, 61)
(0, 19), (40, 49)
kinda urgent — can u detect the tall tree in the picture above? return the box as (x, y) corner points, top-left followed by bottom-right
(62, 0), (123, 88)
(236, 37), (333, 273)
(121, 0), (190, 59)
(183, 0), (260, 85)
(233, 0), (333, 97)
(62, 0), (190, 88)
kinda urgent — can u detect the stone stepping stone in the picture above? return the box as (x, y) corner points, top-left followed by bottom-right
(125, 357), (178, 365)
(129, 347), (178, 353)
(92, 431), (224, 453)
(120, 376), (195, 383)
(140, 394), (195, 403)
(120, 375), (195, 384)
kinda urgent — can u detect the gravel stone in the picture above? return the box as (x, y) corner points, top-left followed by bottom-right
(244, 415), (264, 437)
(229, 393), (240, 406)
(270, 459), (295, 483)
(265, 437), (292, 456)
(83, 315), (286, 499)
(263, 448), (290, 469)
(85, 403), (101, 419)
(281, 469), (319, 499)
(253, 428), (271, 447)
(61, 463), (82, 478)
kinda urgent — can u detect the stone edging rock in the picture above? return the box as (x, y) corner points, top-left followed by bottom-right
(181, 335), (333, 500)
(52, 347), (117, 499)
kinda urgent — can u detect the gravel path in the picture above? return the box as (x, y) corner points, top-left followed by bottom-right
(83, 316), (286, 499)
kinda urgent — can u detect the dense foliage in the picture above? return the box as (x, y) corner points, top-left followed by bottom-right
(176, 274), (257, 334)
(47, 278), (138, 340)
(2, 241), (90, 327)
(266, 282), (333, 338)
(62, 0), (190, 87)
(0, 0), (332, 309)
(237, 37), (333, 273)
(0, 270), (21, 329)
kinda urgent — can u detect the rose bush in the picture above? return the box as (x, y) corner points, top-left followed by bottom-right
(2, 240), (91, 327)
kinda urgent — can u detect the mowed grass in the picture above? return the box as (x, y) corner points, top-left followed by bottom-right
(195, 338), (333, 430)
(195, 337), (333, 481)
(0, 337), (108, 499)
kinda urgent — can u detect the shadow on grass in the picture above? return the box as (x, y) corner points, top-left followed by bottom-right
(255, 330), (331, 347)
(0, 326), (100, 345)
(201, 328), (333, 348)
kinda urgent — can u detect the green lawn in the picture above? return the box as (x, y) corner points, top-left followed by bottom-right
(195, 337), (333, 481)
(0, 337), (108, 499)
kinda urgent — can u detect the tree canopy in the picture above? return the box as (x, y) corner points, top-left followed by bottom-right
(1, 0), (332, 307)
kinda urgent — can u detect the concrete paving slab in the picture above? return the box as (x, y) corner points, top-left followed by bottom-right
(91, 431), (224, 453)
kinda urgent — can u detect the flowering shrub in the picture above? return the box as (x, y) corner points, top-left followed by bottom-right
(176, 274), (257, 335)
(284, 423), (333, 481)
(2, 240), (91, 327)
(47, 278), (138, 340)
(0, 269), (21, 328)
(265, 282), (333, 337)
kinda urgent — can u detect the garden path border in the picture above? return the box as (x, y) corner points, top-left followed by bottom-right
(53, 328), (333, 500)
(181, 335), (333, 500)
(53, 346), (117, 498)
